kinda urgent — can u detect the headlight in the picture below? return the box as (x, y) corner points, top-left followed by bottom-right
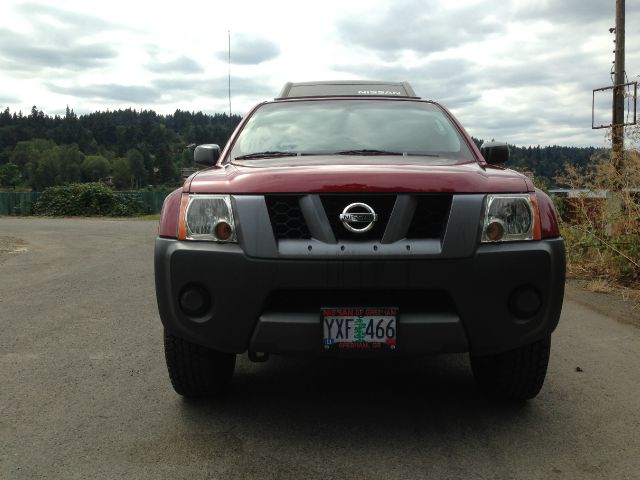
(481, 193), (541, 242)
(178, 194), (237, 242)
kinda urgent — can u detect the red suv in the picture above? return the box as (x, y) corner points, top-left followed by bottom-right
(155, 81), (565, 401)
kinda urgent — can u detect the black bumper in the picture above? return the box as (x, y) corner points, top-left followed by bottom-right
(155, 237), (565, 356)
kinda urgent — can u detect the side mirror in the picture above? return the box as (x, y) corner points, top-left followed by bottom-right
(194, 144), (220, 166)
(480, 141), (509, 164)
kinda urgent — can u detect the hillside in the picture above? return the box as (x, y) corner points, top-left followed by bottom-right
(0, 106), (600, 190)
(0, 106), (242, 190)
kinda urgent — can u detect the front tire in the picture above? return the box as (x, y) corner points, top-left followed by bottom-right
(163, 329), (236, 398)
(470, 336), (551, 401)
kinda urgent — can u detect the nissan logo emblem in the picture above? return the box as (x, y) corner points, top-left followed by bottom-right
(339, 203), (378, 233)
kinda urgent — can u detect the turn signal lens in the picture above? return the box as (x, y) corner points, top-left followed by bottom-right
(485, 219), (505, 241)
(214, 221), (233, 241)
(179, 194), (237, 242)
(481, 194), (540, 243)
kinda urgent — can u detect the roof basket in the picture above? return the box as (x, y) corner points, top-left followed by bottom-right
(277, 80), (418, 99)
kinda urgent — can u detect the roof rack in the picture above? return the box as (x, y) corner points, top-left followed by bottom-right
(276, 80), (418, 99)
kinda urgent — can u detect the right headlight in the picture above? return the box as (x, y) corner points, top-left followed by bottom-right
(481, 193), (541, 242)
(178, 194), (237, 242)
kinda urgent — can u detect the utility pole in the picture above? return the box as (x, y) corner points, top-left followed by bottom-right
(228, 30), (232, 119)
(612, 0), (625, 166)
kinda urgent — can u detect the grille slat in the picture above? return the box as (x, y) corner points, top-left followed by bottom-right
(406, 195), (452, 239)
(265, 196), (311, 239)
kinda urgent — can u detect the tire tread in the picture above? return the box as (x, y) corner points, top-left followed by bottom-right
(471, 336), (551, 401)
(163, 330), (235, 398)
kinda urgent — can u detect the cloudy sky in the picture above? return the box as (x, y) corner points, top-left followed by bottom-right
(0, 0), (638, 147)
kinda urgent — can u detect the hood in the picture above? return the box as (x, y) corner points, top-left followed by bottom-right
(187, 156), (531, 194)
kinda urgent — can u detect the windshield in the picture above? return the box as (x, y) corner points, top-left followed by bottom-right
(229, 99), (474, 163)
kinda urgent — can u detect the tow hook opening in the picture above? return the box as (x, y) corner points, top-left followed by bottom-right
(249, 351), (270, 363)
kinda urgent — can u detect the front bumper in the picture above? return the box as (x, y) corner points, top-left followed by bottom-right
(155, 237), (565, 356)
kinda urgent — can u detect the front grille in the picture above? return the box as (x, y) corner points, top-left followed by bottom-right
(264, 194), (452, 242)
(265, 196), (311, 239)
(406, 195), (452, 239)
(321, 194), (396, 241)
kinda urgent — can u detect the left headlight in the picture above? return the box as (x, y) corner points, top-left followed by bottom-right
(178, 194), (237, 242)
(480, 193), (541, 242)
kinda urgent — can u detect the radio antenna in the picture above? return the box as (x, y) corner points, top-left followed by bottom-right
(228, 30), (231, 118)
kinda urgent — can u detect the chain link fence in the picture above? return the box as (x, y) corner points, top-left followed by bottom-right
(0, 191), (172, 215)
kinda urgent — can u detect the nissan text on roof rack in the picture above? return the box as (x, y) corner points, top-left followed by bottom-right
(154, 80), (565, 402)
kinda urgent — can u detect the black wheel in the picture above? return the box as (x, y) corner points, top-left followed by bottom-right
(163, 329), (236, 398)
(470, 336), (551, 401)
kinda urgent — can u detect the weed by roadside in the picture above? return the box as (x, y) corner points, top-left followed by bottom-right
(555, 130), (640, 288)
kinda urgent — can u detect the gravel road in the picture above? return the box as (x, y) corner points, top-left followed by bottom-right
(1, 217), (639, 479)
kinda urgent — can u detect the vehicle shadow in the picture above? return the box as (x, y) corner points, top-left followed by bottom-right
(178, 354), (533, 435)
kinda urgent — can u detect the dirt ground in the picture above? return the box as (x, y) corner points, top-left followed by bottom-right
(0, 235), (27, 259)
(565, 278), (640, 328)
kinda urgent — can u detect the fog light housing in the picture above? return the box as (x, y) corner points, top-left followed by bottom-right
(508, 286), (542, 319)
(179, 285), (211, 317)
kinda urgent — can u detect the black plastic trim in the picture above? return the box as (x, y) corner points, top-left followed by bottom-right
(155, 237), (566, 356)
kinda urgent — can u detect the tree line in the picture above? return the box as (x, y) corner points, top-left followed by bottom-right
(0, 106), (241, 190)
(0, 105), (599, 190)
(469, 138), (599, 188)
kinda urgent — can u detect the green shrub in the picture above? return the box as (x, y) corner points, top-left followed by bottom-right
(34, 183), (145, 217)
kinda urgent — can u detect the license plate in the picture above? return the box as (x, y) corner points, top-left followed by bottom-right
(321, 307), (398, 351)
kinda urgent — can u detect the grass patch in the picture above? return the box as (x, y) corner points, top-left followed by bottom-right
(130, 214), (160, 221)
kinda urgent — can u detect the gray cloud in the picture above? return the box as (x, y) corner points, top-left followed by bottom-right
(472, 53), (601, 93)
(511, 0), (639, 25)
(332, 58), (479, 104)
(216, 34), (281, 65)
(336, 0), (503, 55)
(44, 75), (274, 105)
(155, 76), (274, 100)
(46, 83), (161, 103)
(146, 56), (204, 74)
(0, 30), (117, 69)
(458, 93), (599, 145)
(15, 3), (119, 32)
(0, 3), (124, 72)
(0, 94), (20, 105)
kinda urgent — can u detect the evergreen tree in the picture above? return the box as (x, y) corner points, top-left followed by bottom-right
(81, 155), (111, 182)
(126, 148), (147, 188)
(0, 162), (20, 188)
(112, 157), (131, 189)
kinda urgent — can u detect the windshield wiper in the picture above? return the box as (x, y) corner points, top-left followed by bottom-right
(334, 149), (403, 156)
(234, 151), (299, 160)
(334, 149), (441, 157)
(405, 151), (440, 157)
